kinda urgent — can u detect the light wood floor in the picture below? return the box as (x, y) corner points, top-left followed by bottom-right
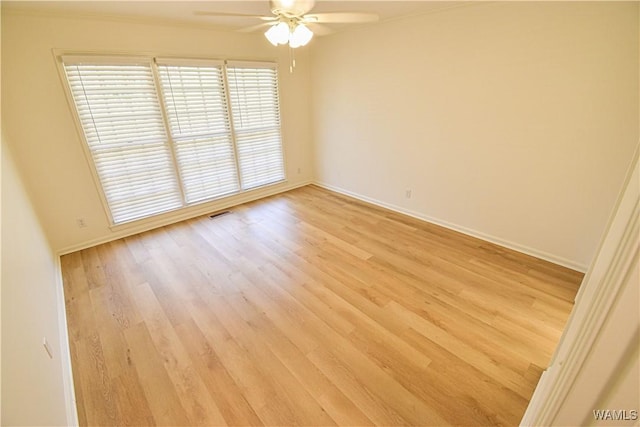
(61, 185), (583, 426)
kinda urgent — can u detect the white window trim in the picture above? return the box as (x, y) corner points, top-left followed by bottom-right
(61, 55), (151, 65)
(225, 60), (279, 68)
(155, 57), (225, 67)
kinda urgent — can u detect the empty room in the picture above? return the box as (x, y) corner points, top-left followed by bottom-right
(1, 1), (638, 426)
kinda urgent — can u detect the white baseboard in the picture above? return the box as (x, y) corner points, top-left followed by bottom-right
(313, 181), (587, 273)
(54, 256), (79, 427)
(57, 180), (312, 256)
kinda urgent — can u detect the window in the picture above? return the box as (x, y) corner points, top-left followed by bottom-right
(64, 58), (182, 224)
(62, 56), (285, 225)
(157, 60), (238, 204)
(227, 63), (285, 190)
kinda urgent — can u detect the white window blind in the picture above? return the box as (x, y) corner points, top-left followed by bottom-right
(63, 56), (286, 225)
(227, 63), (285, 190)
(157, 62), (239, 203)
(63, 60), (182, 224)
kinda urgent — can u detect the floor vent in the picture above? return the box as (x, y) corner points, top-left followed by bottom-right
(209, 210), (231, 219)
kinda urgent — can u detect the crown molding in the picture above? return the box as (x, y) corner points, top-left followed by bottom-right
(1, 5), (252, 33)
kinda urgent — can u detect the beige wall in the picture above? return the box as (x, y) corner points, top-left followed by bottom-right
(1, 11), (314, 253)
(1, 138), (73, 426)
(310, 1), (639, 271)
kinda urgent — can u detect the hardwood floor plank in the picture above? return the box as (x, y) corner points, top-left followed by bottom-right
(74, 333), (119, 426)
(259, 261), (357, 336)
(87, 298), (131, 381)
(110, 370), (156, 426)
(186, 296), (302, 426)
(310, 340), (448, 426)
(61, 185), (583, 426)
(400, 327), (529, 425)
(385, 300), (533, 399)
(61, 252), (86, 298)
(173, 318), (264, 426)
(131, 282), (227, 426)
(347, 326), (512, 426)
(238, 309), (373, 426)
(123, 322), (191, 426)
(213, 297), (338, 426)
(80, 246), (108, 290)
(307, 346), (412, 426)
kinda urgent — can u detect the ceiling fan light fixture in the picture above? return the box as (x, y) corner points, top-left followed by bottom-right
(265, 22), (290, 46)
(289, 23), (313, 48)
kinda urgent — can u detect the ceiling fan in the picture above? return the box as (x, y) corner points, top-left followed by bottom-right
(196, 0), (379, 49)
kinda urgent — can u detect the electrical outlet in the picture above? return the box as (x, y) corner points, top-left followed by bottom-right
(297, 167), (301, 174)
(405, 189), (412, 199)
(76, 218), (87, 228)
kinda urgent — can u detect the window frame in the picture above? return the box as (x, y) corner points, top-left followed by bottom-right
(55, 52), (287, 228)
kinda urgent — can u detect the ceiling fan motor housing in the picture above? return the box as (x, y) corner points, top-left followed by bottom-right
(270, 0), (316, 17)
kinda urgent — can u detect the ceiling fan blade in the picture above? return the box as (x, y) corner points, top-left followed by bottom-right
(303, 12), (379, 24)
(237, 22), (274, 33)
(306, 23), (334, 36)
(195, 11), (276, 21)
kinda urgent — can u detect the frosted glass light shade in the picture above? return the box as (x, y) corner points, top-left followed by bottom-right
(289, 24), (313, 48)
(265, 22), (290, 46)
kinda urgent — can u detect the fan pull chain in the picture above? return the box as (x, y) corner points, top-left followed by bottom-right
(289, 45), (296, 73)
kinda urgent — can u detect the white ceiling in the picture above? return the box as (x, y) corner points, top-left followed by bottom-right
(2, 1), (464, 33)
